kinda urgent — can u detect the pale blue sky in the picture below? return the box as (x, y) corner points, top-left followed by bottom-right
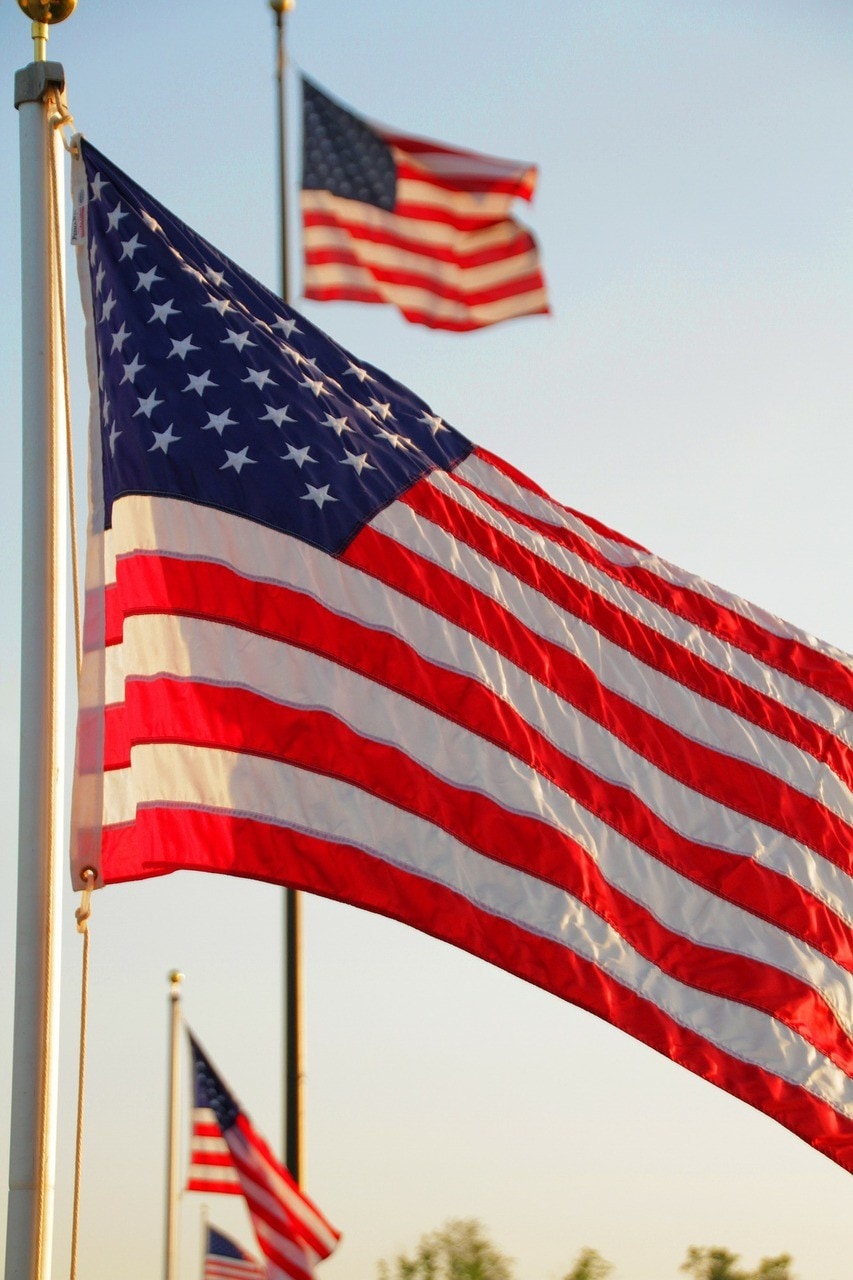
(0, 4), (851, 1280)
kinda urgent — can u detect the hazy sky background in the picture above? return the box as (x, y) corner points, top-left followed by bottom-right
(1, 3), (851, 1279)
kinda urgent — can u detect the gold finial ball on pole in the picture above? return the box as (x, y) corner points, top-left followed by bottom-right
(17, 0), (77, 21)
(269, 0), (295, 13)
(168, 969), (185, 989)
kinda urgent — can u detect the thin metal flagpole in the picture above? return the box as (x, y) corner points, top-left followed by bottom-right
(268, 0), (304, 1187)
(199, 1204), (209, 1280)
(165, 970), (185, 1280)
(271, 0), (292, 307)
(5, 7), (74, 1279)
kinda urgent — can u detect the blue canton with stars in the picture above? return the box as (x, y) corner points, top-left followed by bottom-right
(81, 141), (471, 555)
(207, 1228), (254, 1264)
(302, 77), (397, 210)
(190, 1034), (239, 1133)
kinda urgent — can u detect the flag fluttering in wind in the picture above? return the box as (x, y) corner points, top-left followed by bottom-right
(70, 140), (853, 1174)
(300, 77), (549, 330)
(204, 1225), (266, 1280)
(187, 1034), (340, 1280)
(187, 1078), (239, 1197)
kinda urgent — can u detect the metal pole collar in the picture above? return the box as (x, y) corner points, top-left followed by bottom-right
(14, 61), (65, 108)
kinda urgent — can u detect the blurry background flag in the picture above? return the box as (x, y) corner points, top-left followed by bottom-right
(300, 77), (549, 331)
(188, 1034), (341, 1280)
(187, 1061), (240, 1196)
(71, 141), (853, 1175)
(204, 1225), (266, 1280)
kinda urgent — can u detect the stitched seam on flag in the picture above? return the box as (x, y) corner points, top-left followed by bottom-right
(97, 550), (845, 962)
(454, 471), (853, 718)
(109, 787), (853, 1116)
(99, 506), (853, 928)
(102, 694), (853, 1066)
(341, 531), (853, 937)
(438, 476), (850, 814)
(105, 667), (853, 1055)
(464, 452), (853, 666)
(101, 802), (853, 1128)
(109, 697), (853, 1058)
(457, 454), (853, 719)
(440, 471), (853, 787)
(115, 738), (853, 1059)
(390, 487), (851, 866)
(97, 803), (853, 1136)
(103, 554), (853, 951)
(364, 517), (846, 882)
(108, 514), (851, 808)
(104, 675), (850, 1013)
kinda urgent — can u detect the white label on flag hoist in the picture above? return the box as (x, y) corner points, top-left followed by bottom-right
(71, 139), (88, 246)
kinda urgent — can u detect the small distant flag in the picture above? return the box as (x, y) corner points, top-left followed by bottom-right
(187, 1033), (340, 1280)
(187, 1080), (239, 1196)
(301, 77), (549, 331)
(204, 1225), (265, 1280)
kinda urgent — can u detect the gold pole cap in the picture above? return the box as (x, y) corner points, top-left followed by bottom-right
(168, 969), (185, 988)
(269, 0), (295, 12)
(18, 0), (77, 22)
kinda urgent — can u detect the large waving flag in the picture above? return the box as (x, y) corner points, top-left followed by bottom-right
(301, 77), (549, 331)
(70, 139), (853, 1174)
(187, 1034), (340, 1280)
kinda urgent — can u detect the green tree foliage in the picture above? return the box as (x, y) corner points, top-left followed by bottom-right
(752, 1257), (794, 1280)
(561, 1246), (613, 1280)
(378, 1219), (515, 1280)
(681, 1247), (795, 1280)
(379, 1226), (794, 1280)
(681, 1246), (748, 1280)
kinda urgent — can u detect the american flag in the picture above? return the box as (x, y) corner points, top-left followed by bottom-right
(70, 140), (853, 1173)
(187, 1034), (340, 1280)
(204, 1225), (266, 1280)
(187, 1074), (240, 1196)
(301, 78), (549, 331)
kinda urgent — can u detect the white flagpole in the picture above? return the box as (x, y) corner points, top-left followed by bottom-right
(5, 6), (74, 1278)
(165, 971), (185, 1280)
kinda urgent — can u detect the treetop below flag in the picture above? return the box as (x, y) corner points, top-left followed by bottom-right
(300, 77), (549, 330)
(70, 137), (853, 1176)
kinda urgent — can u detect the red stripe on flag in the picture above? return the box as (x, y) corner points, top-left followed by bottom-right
(99, 551), (851, 968)
(300, 282), (543, 332)
(453, 467), (853, 722)
(345, 511), (850, 873)
(302, 209), (539, 270)
(103, 806), (853, 1174)
(304, 247), (547, 311)
(105, 675), (853, 1077)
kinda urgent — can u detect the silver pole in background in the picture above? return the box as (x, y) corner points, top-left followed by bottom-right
(6, 4), (76, 1277)
(268, 0), (304, 1186)
(271, 0), (292, 306)
(164, 971), (185, 1280)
